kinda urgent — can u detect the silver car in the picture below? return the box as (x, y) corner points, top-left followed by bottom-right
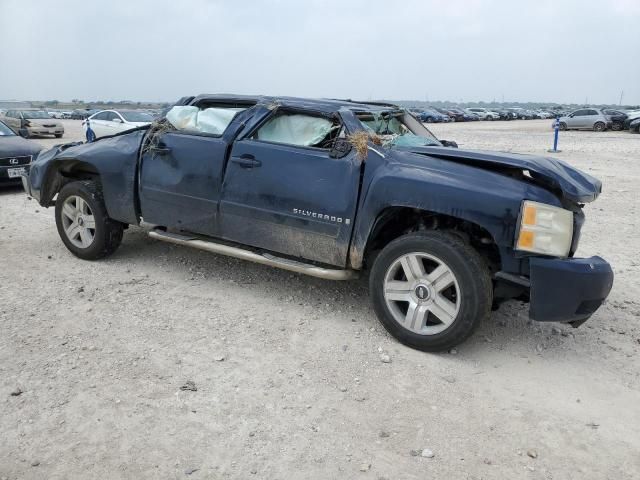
(558, 108), (611, 132)
(0, 109), (64, 138)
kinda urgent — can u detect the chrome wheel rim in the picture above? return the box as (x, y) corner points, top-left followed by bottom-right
(60, 195), (96, 248)
(383, 252), (461, 335)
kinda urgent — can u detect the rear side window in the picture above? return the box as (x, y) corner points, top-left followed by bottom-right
(92, 111), (110, 120)
(252, 112), (341, 149)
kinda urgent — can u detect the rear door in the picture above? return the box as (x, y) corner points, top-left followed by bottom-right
(219, 109), (361, 266)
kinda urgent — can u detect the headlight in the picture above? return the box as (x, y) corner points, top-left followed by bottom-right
(515, 201), (573, 257)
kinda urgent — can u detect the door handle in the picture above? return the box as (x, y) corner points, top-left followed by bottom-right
(148, 144), (172, 155)
(231, 156), (262, 168)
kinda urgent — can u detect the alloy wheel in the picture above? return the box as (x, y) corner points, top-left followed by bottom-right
(383, 252), (461, 335)
(60, 195), (96, 248)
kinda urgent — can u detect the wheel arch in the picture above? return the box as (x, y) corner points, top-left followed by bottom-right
(41, 159), (101, 206)
(358, 206), (502, 275)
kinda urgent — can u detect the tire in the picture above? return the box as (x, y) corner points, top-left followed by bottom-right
(593, 122), (606, 132)
(55, 180), (124, 260)
(559, 122), (567, 131)
(55, 133), (63, 138)
(369, 231), (492, 352)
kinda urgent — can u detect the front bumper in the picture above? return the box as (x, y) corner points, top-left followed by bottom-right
(529, 256), (613, 324)
(21, 172), (40, 201)
(27, 127), (64, 136)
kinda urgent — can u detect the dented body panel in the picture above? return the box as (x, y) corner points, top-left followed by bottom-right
(348, 148), (563, 274)
(26, 130), (145, 224)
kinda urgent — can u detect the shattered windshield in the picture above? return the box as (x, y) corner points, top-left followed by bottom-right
(356, 110), (441, 148)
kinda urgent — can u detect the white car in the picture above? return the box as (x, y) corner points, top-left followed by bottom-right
(465, 108), (500, 120)
(83, 110), (153, 139)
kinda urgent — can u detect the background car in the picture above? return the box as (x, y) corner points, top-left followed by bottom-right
(70, 109), (100, 120)
(622, 110), (640, 130)
(505, 108), (534, 120)
(451, 108), (479, 121)
(83, 109), (154, 139)
(558, 108), (612, 131)
(0, 120), (42, 186)
(465, 108), (500, 120)
(412, 108), (449, 123)
(0, 109), (64, 138)
(47, 110), (65, 119)
(602, 109), (628, 130)
(628, 117), (640, 133)
(494, 109), (516, 120)
(431, 107), (457, 121)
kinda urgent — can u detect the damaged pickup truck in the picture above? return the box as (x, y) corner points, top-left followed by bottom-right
(22, 94), (614, 351)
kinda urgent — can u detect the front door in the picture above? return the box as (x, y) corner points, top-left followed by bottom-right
(219, 110), (361, 267)
(139, 131), (229, 236)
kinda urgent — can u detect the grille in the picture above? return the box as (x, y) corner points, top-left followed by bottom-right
(0, 155), (32, 167)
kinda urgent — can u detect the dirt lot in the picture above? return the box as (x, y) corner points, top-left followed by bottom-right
(1, 119), (639, 479)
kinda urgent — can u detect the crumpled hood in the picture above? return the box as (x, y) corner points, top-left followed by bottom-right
(0, 135), (43, 158)
(403, 146), (602, 203)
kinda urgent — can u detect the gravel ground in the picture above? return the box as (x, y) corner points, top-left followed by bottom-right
(1, 119), (639, 479)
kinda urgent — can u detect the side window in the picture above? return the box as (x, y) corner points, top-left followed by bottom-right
(573, 110), (586, 116)
(251, 112), (341, 149)
(106, 112), (120, 121)
(92, 112), (109, 120)
(585, 110), (597, 116)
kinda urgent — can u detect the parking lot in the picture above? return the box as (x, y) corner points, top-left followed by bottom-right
(1, 119), (639, 479)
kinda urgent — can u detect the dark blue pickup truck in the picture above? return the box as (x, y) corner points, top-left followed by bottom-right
(21, 95), (613, 351)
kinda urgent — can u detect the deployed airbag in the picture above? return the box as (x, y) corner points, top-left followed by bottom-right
(166, 106), (243, 135)
(257, 114), (335, 146)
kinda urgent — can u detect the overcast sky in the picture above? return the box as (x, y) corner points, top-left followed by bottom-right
(1, 0), (639, 104)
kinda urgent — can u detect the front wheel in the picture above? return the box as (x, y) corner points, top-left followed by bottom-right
(559, 122), (567, 131)
(55, 180), (124, 260)
(369, 231), (492, 352)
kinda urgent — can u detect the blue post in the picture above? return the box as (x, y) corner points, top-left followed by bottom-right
(85, 118), (96, 142)
(548, 118), (561, 153)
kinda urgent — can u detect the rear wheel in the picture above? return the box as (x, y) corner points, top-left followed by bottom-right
(593, 122), (606, 132)
(369, 231), (492, 352)
(55, 180), (124, 260)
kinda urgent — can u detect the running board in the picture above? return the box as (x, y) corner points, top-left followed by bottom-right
(148, 230), (358, 281)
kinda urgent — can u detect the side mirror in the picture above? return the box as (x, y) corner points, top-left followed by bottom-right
(112, 117), (123, 123)
(440, 140), (458, 148)
(568, 114), (574, 118)
(329, 138), (353, 159)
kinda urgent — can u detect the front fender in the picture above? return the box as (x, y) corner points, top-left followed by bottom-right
(350, 152), (561, 274)
(29, 131), (146, 224)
